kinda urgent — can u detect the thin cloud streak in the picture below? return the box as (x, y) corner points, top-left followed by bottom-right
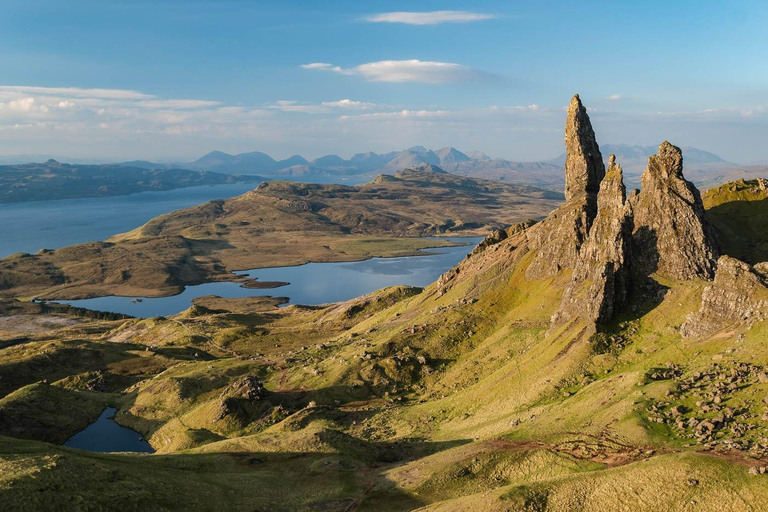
(302, 59), (481, 84)
(364, 11), (496, 25)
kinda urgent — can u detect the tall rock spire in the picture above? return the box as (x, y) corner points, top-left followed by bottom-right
(524, 94), (604, 279)
(525, 94), (605, 279)
(632, 142), (719, 280)
(552, 155), (632, 326)
(564, 94), (605, 202)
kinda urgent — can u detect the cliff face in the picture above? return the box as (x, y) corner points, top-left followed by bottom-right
(524, 95), (603, 280)
(681, 256), (768, 338)
(553, 155), (632, 325)
(632, 141), (720, 280)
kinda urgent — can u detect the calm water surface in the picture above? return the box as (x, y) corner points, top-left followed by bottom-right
(63, 407), (154, 453)
(0, 183), (258, 257)
(64, 238), (481, 317)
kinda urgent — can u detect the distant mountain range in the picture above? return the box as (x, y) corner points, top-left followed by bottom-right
(115, 144), (749, 190)
(1, 144), (758, 195)
(548, 144), (728, 168)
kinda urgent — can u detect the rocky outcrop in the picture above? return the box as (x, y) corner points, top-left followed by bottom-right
(220, 375), (268, 401)
(564, 94), (605, 204)
(508, 98), (725, 328)
(214, 375), (269, 423)
(632, 142), (719, 280)
(553, 156), (632, 325)
(681, 256), (768, 338)
(524, 95), (603, 279)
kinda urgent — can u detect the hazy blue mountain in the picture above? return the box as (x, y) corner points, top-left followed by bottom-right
(348, 152), (389, 171)
(548, 144), (730, 168)
(381, 149), (441, 173)
(465, 150), (491, 161)
(309, 154), (349, 169)
(98, 144), (742, 190)
(187, 151), (277, 173)
(275, 155), (309, 168)
(119, 160), (170, 170)
(435, 147), (471, 165)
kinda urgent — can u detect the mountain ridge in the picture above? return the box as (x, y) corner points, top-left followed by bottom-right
(115, 143), (754, 191)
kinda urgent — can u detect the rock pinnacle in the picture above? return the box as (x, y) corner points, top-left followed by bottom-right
(564, 94), (605, 202)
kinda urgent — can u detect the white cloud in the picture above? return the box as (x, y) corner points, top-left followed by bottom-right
(300, 63), (334, 70)
(302, 59), (479, 84)
(8, 97), (37, 111)
(605, 94), (621, 100)
(267, 100), (330, 114)
(0, 85), (150, 100)
(364, 11), (495, 25)
(268, 99), (378, 113)
(321, 99), (376, 109)
(340, 109), (453, 121)
(137, 99), (220, 109)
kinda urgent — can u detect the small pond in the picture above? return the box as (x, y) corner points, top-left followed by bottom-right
(63, 407), (154, 453)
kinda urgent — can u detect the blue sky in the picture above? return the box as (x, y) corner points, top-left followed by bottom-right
(1, 0), (767, 162)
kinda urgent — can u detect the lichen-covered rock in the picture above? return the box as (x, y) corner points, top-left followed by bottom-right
(632, 142), (719, 280)
(468, 229), (508, 257)
(524, 199), (593, 279)
(525, 95), (603, 280)
(553, 155), (632, 325)
(681, 256), (768, 338)
(213, 375), (269, 423)
(564, 94), (605, 204)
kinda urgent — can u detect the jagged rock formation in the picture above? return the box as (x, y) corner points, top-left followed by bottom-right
(542, 105), (722, 328)
(444, 97), (726, 330)
(524, 95), (604, 279)
(681, 256), (768, 338)
(553, 155), (632, 325)
(631, 141), (720, 280)
(564, 94), (606, 203)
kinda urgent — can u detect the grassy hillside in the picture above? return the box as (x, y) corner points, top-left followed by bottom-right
(703, 178), (768, 264)
(0, 179), (765, 510)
